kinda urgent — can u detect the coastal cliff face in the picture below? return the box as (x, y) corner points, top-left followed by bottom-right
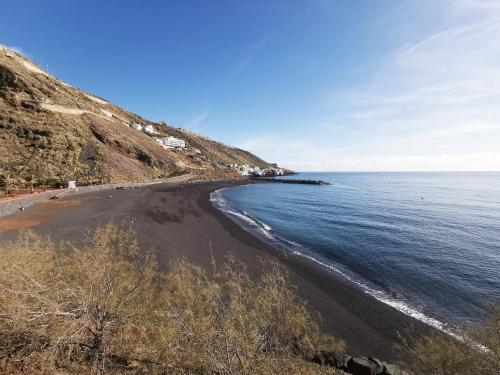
(0, 45), (268, 185)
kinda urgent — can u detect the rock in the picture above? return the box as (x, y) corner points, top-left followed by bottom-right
(382, 363), (411, 375)
(136, 149), (155, 167)
(347, 356), (384, 375)
(369, 357), (384, 368)
(0, 66), (18, 89)
(90, 125), (107, 144)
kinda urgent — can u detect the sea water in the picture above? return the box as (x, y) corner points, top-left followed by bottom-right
(211, 172), (500, 331)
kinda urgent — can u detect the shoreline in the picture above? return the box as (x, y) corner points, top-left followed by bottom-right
(210, 185), (453, 336)
(0, 179), (439, 361)
(199, 182), (439, 360)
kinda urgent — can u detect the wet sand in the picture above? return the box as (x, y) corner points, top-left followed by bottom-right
(0, 181), (437, 361)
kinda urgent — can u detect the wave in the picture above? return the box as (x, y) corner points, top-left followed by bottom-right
(210, 187), (458, 337)
(210, 188), (274, 239)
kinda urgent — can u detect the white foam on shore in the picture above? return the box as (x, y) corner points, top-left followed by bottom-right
(292, 250), (455, 334)
(210, 187), (459, 337)
(210, 188), (274, 239)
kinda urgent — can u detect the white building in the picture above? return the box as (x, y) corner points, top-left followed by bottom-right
(232, 164), (285, 177)
(157, 136), (186, 149)
(131, 123), (142, 131)
(64, 180), (77, 189)
(237, 164), (252, 176)
(252, 166), (264, 176)
(144, 124), (158, 134)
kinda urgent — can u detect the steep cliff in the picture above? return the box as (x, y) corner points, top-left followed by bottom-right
(0, 45), (268, 185)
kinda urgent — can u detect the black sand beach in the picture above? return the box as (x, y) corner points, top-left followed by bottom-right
(0, 181), (437, 361)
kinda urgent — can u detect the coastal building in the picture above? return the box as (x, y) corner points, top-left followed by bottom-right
(160, 136), (186, 149)
(64, 180), (77, 189)
(144, 124), (158, 134)
(131, 123), (142, 131)
(231, 163), (287, 177)
(237, 164), (252, 176)
(252, 166), (264, 176)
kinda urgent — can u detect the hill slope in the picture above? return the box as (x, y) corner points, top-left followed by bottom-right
(0, 45), (268, 185)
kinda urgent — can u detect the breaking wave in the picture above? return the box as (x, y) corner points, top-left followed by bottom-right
(210, 187), (456, 336)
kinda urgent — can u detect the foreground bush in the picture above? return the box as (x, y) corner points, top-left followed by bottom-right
(0, 225), (344, 374)
(405, 307), (500, 375)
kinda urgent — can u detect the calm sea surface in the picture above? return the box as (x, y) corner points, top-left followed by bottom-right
(211, 172), (500, 329)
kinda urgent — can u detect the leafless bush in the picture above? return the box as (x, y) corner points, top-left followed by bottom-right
(0, 225), (344, 374)
(406, 307), (500, 375)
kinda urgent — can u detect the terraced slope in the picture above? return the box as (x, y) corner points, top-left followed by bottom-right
(0, 45), (268, 185)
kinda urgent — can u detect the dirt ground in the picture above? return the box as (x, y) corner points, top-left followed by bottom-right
(0, 199), (83, 232)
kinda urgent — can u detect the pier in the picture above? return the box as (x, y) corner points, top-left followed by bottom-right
(251, 177), (330, 185)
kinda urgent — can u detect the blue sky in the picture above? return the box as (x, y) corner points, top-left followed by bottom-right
(2, 0), (499, 171)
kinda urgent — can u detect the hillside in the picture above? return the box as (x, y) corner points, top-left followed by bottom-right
(0, 45), (268, 185)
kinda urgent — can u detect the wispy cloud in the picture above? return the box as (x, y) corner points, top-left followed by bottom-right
(316, 0), (500, 170)
(182, 111), (209, 132)
(241, 0), (500, 171)
(232, 36), (270, 77)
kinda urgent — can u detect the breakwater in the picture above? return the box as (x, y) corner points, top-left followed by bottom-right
(251, 177), (330, 185)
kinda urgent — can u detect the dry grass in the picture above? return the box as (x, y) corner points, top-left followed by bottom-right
(1, 47), (269, 187)
(405, 308), (500, 375)
(0, 225), (345, 374)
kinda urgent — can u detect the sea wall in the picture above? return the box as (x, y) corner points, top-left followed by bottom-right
(0, 190), (66, 218)
(0, 179), (174, 219)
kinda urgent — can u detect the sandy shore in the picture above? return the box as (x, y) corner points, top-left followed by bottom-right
(0, 180), (437, 361)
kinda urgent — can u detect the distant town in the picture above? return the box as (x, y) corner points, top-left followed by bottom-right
(129, 122), (291, 177)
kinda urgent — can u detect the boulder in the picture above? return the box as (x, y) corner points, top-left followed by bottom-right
(136, 149), (155, 167)
(0, 65), (17, 89)
(382, 363), (411, 375)
(347, 356), (384, 375)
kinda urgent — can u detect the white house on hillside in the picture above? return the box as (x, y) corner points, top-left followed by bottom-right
(131, 123), (142, 131)
(155, 136), (186, 149)
(162, 136), (186, 149)
(144, 124), (158, 134)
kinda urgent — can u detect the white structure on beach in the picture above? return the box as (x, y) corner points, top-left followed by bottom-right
(131, 123), (142, 131)
(144, 124), (158, 134)
(64, 180), (77, 189)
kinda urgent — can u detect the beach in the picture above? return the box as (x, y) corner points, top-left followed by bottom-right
(0, 180), (438, 362)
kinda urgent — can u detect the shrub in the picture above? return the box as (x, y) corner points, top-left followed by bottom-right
(0, 225), (345, 374)
(35, 177), (62, 188)
(406, 307), (500, 375)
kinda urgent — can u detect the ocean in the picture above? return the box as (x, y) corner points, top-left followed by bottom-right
(211, 172), (500, 331)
